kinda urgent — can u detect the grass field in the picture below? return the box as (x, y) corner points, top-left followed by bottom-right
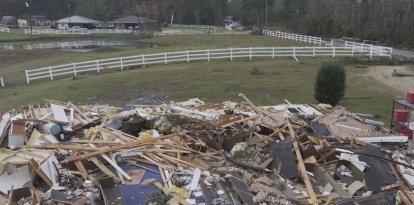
(0, 34), (306, 84)
(0, 34), (404, 125)
(0, 57), (404, 124)
(0, 32), (132, 46)
(0, 33), (31, 41)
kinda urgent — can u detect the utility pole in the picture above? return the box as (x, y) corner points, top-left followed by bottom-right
(25, 1), (33, 37)
(265, 0), (268, 28)
(67, 1), (71, 30)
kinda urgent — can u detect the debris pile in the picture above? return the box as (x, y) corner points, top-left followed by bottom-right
(0, 94), (413, 205)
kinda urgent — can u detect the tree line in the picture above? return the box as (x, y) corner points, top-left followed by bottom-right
(1, 0), (413, 47)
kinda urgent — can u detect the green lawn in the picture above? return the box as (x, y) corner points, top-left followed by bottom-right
(407, 64), (414, 72)
(0, 32), (131, 46)
(0, 57), (403, 124)
(0, 33), (31, 41)
(0, 34), (403, 125)
(0, 34), (306, 84)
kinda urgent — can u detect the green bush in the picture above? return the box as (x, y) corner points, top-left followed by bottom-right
(314, 62), (346, 106)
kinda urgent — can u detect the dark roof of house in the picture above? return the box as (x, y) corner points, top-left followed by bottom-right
(109, 15), (157, 24)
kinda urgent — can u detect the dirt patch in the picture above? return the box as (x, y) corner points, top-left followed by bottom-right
(365, 65), (414, 92)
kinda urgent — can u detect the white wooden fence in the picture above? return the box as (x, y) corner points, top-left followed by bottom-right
(0, 26), (10, 33)
(3, 40), (127, 50)
(263, 29), (327, 46)
(153, 29), (218, 36)
(345, 41), (393, 57)
(24, 28), (132, 35)
(169, 24), (218, 30)
(25, 46), (392, 84)
(0, 77), (4, 88)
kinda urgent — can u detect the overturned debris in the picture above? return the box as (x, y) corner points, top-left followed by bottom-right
(0, 94), (413, 205)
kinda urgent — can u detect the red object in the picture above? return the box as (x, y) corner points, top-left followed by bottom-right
(394, 109), (409, 122)
(400, 128), (413, 140)
(407, 91), (414, 104)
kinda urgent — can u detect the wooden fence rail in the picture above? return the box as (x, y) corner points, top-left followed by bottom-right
(0, 26), (10, 33)
(25, 46), (392, 84)
(169, 24), (218, 30)
(24, 28), (132, 35)
(344, 41), (393, 58)
(3, 40), (127, 50)
(263, 29), (326, 46)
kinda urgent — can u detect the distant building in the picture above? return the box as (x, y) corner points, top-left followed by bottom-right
(109, 15), (159, 31)
(1, 16), (18, 28)
(29, 15), (49, 26)
(56, 15), (100, 30)
(18, 19), (28, 28)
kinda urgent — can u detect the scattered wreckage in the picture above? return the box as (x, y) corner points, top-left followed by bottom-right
(0, 94), (413, 205)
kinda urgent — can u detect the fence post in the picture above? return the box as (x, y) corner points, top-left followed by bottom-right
(0, 77), (4, 88)
(187, 50), (190, 62)
(96, 60), (101, 73)
(25, 70), (30, 84)
(230, 48), (233, 61)
(49, 66), (53, 80)
(249, 47), (252, 60)
(165, 53), (168, 64)
(142, 55), (146, 67)
(272, 47), (275, 59)
(73, 63), (77, 77)
(370, 45), (373, 58)
(207, 50), (210, 62)
(313, 47), (316, 57)
(293, 47), (296, 58)
(332, 47), (335, 58)
(351, 45), (355, 57)
(120, 58), (124, 70)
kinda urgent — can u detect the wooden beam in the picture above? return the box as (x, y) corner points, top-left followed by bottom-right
(64, 134), (174, 163)
(287, 120), (318, 205)
(28, 159), (53, 187)
(89, 157), (119, 180)
(71, 153), (89, 180)
(110, 153), (125, 184)
(7, 185), (13, 205)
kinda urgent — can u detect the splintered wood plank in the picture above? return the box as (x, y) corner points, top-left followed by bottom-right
(89, 157), (118, 180)
(71, 153), (89, 180)
(7, 185), (13, 205)
(259, 158), (273, 169)
(287, 120), (318, 205)
(110, 153), (125, 184)
(28, 159), (53, 187)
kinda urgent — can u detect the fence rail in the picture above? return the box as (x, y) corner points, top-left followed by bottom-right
(169, 24), (218, 30)
(24, 28), (132, 35)
(0, 26), (10, 33)
(154, 29), (219, 36)
(263, 29), (326, 46)
(3, 40), (127, 50)
(344, 41), (393, 57)
(25, 46), (391, 84)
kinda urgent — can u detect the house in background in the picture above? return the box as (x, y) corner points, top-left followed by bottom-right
(56, 15), (99, 30)
(29, 15), (49, 26)
(109, 15), (159, 31)
(1, 16), (18, 28)
(18, 19), (28, 28)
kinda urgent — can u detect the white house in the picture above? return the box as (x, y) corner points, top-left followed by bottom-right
(56, 15), (99, 30)
(18, 19), (28, 28)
